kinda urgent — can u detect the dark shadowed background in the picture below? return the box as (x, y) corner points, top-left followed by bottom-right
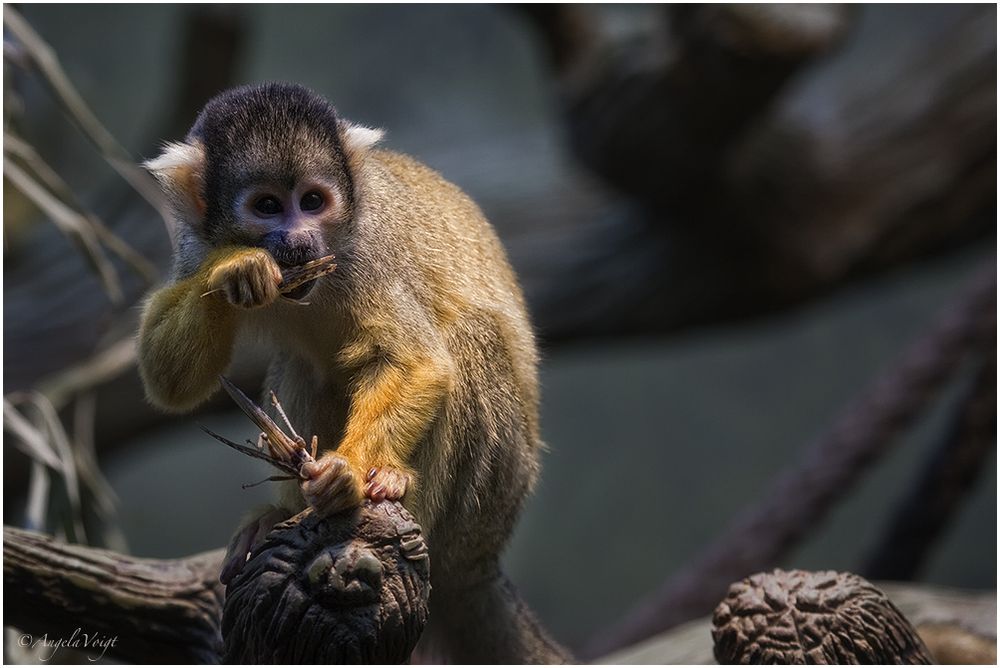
(4, 3), (996, 655)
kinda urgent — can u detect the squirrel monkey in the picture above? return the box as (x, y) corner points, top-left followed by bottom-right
(138, 82), (569, 663)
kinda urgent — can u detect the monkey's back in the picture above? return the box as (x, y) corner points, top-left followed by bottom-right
(352, 150), (543, 556)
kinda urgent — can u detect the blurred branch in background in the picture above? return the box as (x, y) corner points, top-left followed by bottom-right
(3, 8), (250, 507)
(4, 155), (123, 305)
(3, 6), (168, 224)
(515, 4), (995, 341)
(5, 393), (87, 542)
(4, 133), (158, 286)
(3, 526), (224, 664)
(3, 6), (162, 310)
(2, 6), (248, 549)
(2, 6), (161, 554)
(863, 349), (997, 581)
(582, 262), (996, 658)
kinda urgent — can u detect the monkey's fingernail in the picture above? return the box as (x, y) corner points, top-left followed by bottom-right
(367, 467), (378, 480)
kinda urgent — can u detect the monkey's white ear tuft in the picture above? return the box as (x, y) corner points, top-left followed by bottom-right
(144, 141), (204, 175)
(144, 141), (206, 222)
(341, 123), (384, 156)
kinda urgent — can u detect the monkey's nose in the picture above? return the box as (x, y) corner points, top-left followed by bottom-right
(262, 229), (322, 269)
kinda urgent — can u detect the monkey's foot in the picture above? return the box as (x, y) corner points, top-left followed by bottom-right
(300, 454), (364, 517)
(221, 505), (291, 585)
(365, 466), (411, 502)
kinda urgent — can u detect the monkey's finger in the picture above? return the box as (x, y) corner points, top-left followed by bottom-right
(227, 273), (281, 309)
(367, 484), (388, 503)
(364, 467), (410, 502)
(301, 456), (362, 516)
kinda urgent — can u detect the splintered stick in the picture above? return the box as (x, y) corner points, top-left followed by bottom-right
(202, 376), (319, 488)
(280, 254), (337, 294)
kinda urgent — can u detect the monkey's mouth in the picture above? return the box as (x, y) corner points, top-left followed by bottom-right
(281, 278), (318, 302)
(277, 253), (336, 302)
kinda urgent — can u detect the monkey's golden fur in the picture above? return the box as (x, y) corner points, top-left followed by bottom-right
(139, 83), (569, 662)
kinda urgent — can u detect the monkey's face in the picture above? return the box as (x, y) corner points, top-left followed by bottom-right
(231, 174), (344, 299)
(146, 84), (382, 289)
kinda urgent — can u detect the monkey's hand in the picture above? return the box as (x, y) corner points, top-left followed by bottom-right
(206, 247), (283, 310)
(300, 453), (365, 517)
(300, 456), (414, 515)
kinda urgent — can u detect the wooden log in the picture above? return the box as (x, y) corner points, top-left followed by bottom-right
(3, 525), (225, 663)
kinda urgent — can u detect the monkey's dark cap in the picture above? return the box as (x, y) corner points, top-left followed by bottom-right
(188, 82), (343, 146)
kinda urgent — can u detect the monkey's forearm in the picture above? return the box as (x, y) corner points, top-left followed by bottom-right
(138, 275), (237, 412)
(138, 247), (282, 411)
(336, 354), (454, 480)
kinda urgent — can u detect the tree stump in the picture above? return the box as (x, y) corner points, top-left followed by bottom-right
(221, 501), (431, 664)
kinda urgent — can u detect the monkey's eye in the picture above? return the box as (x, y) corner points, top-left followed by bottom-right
(254, 196), (283, 216)
(300, 191), (324, 212)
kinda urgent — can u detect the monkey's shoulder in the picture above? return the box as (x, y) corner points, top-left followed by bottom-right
(358, 150), (481, 221)
(345, 149), (528, 333)
(364, 149), (451, 189)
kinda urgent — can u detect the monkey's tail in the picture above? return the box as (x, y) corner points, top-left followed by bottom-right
(419, 569), (575, 664)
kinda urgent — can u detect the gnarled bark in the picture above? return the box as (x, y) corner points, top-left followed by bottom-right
(222, 503), (431, 664)
(713, 570), (933, 664)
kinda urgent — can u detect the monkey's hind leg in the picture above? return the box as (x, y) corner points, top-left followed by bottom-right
(428, 567), (574, 664)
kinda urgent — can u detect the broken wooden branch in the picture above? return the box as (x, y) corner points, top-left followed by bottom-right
(223, 504), (431, 663)
(2, 525), (225, 664)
